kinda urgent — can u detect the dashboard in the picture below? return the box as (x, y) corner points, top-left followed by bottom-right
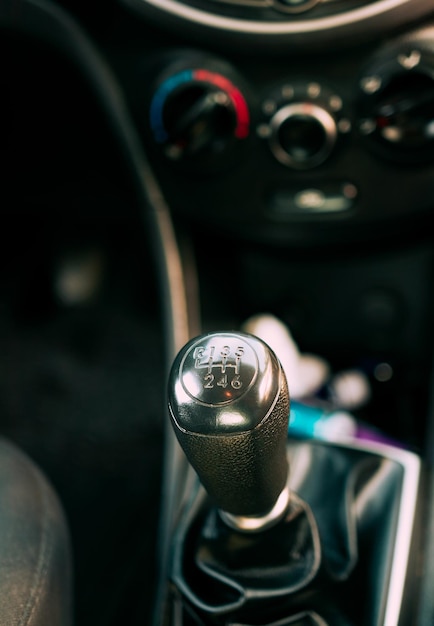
(118, 0), (434, 246)
(2, 1), (434, 625)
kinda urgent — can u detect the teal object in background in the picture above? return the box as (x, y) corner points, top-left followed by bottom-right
(289, 401), (357, 441)
(289, 400), (405, 448)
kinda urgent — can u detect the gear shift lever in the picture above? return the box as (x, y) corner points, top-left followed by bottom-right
(167, 331), (416, 626)
(168, 331), (290, 531)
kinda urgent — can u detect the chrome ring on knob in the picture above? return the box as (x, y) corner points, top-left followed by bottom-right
(220, 484), (291, 532)
(269, 102), (337, 169)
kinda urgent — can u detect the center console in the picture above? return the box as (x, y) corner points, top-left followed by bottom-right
(165, 331), (423, 625)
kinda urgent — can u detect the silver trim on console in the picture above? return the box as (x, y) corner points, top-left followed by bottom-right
(337, 437), (421, 626)
(124, 0), (434, 38)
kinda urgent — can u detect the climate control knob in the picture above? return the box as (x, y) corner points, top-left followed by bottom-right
(149, 66), (250, 167)
(358, 45), (434, 163)
(270, 102), (337, 169)
(259, 82), (350, 170)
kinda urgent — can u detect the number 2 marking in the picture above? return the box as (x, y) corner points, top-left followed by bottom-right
(204, 374), (214, 388)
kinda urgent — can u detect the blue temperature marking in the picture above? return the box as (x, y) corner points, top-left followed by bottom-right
(150, 70), (194, 143)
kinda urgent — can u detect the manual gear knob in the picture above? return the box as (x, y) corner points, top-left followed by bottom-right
(168, 331), (290, 531)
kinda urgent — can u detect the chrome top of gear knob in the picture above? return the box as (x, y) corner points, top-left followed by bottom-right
(169, 332), (283, 435)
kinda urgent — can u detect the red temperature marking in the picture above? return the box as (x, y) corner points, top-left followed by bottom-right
(193, 69), (250, 139)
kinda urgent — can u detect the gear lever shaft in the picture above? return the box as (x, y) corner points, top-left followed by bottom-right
(168, 332), (290, 531)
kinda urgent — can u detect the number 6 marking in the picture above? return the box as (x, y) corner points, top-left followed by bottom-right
(231, 375), (242, 389)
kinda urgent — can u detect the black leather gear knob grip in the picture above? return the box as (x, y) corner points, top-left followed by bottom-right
(168, 332), (290, 517)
